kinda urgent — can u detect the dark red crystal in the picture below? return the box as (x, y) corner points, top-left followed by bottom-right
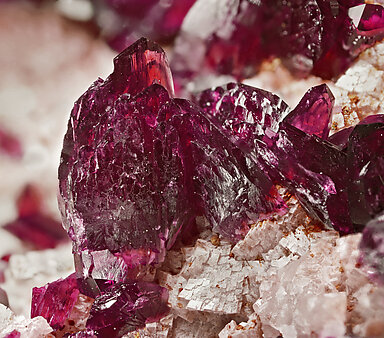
(4, 185), (68, 250)
(86, 280), (169, 337)
(93, 0), (196, 52)
(59, 39), (181, 272)
(172, 0), (384, 91)
(0, 125), (22, 159)
(31, 274), (80, 330)
(284, 84), (334, 139)
(346, 121), (384, 227)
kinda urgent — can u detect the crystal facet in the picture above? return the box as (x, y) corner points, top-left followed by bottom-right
(31, 274), (80, 330)
(86, 281), (169, 337)
(172, 0), (384, 91)
(284, 84), (334, 139)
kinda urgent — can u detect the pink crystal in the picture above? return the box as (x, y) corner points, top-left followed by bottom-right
(31, 274), (80, 330)
(4, 331), (21, 338)
(0, 125), (22, 159)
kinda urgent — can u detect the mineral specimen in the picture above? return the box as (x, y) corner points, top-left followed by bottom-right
(56, 34), (384, 337)
(172, 0), (384, 92)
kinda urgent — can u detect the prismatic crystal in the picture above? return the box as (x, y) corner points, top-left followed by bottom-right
(52, 36), (384, 336)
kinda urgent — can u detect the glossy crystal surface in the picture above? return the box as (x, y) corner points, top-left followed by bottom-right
(59, 38), (179, 269)
(172, 0), (384, 90)
(284, 84), (334, 139)
(86, 281), (169, 337)
(31, 274), (80, 329)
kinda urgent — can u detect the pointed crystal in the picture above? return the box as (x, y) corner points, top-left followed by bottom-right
(284, 84), (334, 139)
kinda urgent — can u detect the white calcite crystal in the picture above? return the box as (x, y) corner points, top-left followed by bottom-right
(157, 219), (384, 338)
(0, 304), (52, 337)
(254, 230), (347, 337)
(124, 314), (174, 338)
(0, 243), (73, 316)
(160, 239), (264, 316)
(218, 314), (262, 338)
(232, 193), (308, 260)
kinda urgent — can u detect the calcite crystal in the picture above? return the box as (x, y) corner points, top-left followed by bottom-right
(172, 0), (384, 92)
(360, 213), (384, 283)
(0, 304), (52, 338)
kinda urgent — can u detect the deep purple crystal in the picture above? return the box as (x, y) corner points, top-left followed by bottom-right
(4, 185), (68, 250)
(359, 213), (384, 284)
(172, 0), (384, 91)
(196, 82), (352, 233)
(31, 274), (80, 329)
(86, 281), (169, 337)
(93, 0), (196, 52)
(346, 121), (384, 226)
(58, 38), (182, 273)
(284, 84), (334, 139)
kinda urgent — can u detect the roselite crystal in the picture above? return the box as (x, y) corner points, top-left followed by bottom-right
(93, 0), (196, 52)
(31, 274), (80, 330)
(284, 84), (334, 139)
(4, 185), (68, 249)
(59, 38), (181, 274)
(0, 125), (22, 159)
(172, 0), (384, 92)
(57, 36), (384, 336)
(86, 281), (169, 337)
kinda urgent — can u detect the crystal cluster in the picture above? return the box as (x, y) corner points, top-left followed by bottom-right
(38, 35), (384, 337)
(92, 0), (196, 51)
(172, 0), (384, 92)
